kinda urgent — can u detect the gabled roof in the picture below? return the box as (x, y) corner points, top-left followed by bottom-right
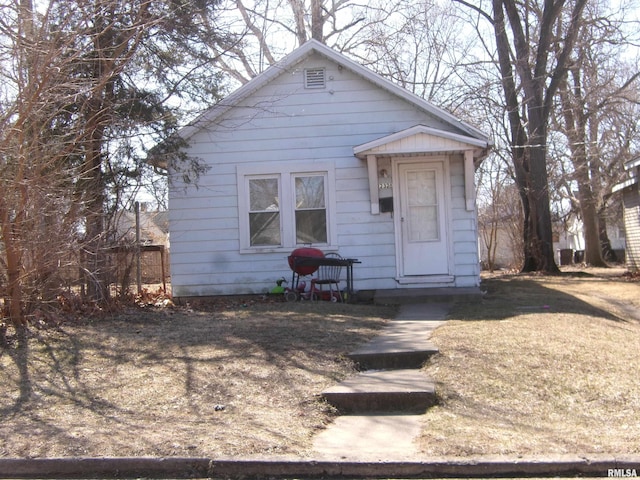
(178, 39), (490, 144)
(612, 157), (640, 193)
(114, 210), (169, 245)
(354, 124), (489, 159)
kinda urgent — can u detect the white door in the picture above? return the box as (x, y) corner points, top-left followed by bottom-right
(398, 161), (449, 276)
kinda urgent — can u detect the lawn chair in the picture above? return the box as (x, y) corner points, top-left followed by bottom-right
(311, 252), (343, 302)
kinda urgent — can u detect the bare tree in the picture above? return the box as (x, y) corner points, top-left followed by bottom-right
(0, 0), (87, 327)
(456, 0), (587, 273)
(477, 156), (520, 270)
(353, 0), (476, 110)
(0, 0), (225, 327)
(209, 0), (403, 83)
(554, 0), (640, 266)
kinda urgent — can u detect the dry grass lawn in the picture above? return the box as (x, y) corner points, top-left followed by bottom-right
(0, 299), (395, 458)
(418, 267), (640, 456)
(2, 267), (639, 460)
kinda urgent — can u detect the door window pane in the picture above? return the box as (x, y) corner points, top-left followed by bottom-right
(407, 170), (439, 242)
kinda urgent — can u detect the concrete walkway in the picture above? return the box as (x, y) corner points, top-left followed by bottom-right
(312, 303), (450, 461)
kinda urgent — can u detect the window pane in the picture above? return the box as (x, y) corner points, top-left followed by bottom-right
(296, 210), (327, 243)
(409, 206), (438, 241)
(250, 212), (281, 246)
(407, 170), (436, 205)
(295, 176), (325, 209)
(250, 178), (279, 211)
(407, 170), (438, 241)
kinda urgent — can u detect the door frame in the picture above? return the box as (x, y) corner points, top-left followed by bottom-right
(392, 156), (454, 282)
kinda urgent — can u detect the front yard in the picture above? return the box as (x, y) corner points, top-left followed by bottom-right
(1, 267), (639, 458)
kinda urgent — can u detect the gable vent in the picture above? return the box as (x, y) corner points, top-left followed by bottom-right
(304, 68), (326, 89)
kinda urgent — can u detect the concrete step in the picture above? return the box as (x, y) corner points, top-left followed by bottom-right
(347, 319), (442, 370)
(322, 369), (437, 414)
(348, 348), (438, 370)
(374, 287), (482, 305)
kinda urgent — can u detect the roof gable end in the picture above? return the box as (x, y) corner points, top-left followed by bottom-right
(179, 40), (489, 143)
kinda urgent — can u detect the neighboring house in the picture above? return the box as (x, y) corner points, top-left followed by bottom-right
(613, 158), (640, 271)
(111, 208), (170, 285)
(477, 213), (626, 270)
(553, 213), (626, 265)
(160, 40), (491, 297)
(113, 208), (169, 247)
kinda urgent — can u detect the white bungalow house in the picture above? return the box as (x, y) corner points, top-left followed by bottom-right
(162, 40), (491, 298)
(613, 158), (640, 271)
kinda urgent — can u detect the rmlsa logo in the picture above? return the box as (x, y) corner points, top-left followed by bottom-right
(608, 469), (638, 477)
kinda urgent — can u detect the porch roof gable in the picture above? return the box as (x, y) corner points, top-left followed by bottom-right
(353, 125), (490, 160)
(355, 125), (490, 215)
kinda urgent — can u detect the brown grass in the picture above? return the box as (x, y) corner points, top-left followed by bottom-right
(3, 267), (640, 460)
(418, 267), (640, 456)
(0, 298), (395, 458)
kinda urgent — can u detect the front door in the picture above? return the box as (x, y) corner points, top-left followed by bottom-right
(397, 161), (449, 276)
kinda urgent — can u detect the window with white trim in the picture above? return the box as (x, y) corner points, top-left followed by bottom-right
(238, 163), (335, 252)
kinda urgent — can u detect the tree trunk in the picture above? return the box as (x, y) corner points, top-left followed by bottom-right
(83, 113), (109, 302)
(311, 0), (323, 42)
(522, 123), (559, 273)
(557, 70), (607, 267)
(598, 209), (618, 263)
(0, 211), (26, 327)
(576, 178), (607, 266)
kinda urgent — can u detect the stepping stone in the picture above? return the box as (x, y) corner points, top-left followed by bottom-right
(322, 369), (436, 413)
(348, 320), (441, 370)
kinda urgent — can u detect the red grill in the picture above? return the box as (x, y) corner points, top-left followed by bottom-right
(287, 247), (324, 275)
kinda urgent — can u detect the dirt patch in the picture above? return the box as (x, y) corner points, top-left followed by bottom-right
(419, 267), (640, 456)
(0, 299), (395, 458)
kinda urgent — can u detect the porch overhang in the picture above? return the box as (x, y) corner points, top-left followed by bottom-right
(353, 125), (491, 214)
(612, 157), (640, 193)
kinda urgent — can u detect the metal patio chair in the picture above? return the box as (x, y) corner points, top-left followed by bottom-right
(312, 252), (343, 302)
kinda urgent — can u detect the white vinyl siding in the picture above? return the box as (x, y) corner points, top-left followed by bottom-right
(623, 186), (640, 271)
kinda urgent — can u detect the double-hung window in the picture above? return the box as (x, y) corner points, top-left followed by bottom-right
(238, 163), (335, 252)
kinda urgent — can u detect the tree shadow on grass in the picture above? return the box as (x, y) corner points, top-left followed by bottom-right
(0, 329), (32, 417)
(451, 273), (633, 323)
(0, 300), (396, 457)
